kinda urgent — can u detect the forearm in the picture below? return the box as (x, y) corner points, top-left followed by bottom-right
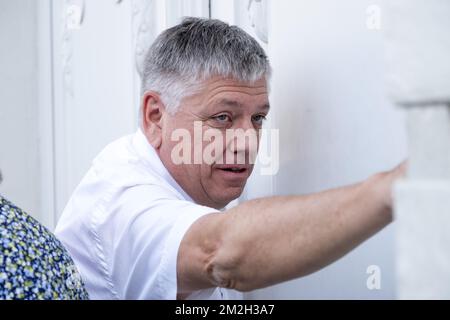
(208, 172), (395, 292)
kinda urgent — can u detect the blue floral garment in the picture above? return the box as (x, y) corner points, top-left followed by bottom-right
(0, 195), (89, 299)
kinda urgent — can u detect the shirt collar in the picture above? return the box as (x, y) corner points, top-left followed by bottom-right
(131, 128), (195, 202)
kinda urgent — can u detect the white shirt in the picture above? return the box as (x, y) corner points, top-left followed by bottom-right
(55, 129), (243, 300)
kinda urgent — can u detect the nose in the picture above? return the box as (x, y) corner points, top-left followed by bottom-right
(225, 119), (259, 165)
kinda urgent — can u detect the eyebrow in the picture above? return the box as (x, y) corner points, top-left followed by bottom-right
(213, 98), (270, 111)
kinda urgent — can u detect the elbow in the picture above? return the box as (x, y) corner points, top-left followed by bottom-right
(204, 240), (256, 292)
(201, 209), (261, 293)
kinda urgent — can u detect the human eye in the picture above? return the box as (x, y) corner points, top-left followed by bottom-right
(211, 113), (232, 126)
(252, 114), (267, 126)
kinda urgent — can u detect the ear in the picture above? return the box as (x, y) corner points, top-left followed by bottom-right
(141, 91), (165, 149)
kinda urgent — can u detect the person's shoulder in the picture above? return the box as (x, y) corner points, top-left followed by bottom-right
(0, 195), (68, 251)
(93, 133), (136, 168)
(110, 183), (209, 228)
(72, 135), (156, 193)
(0, 195), (89, 300)
(0, 195), (48, 236)
(119, 183), (182, 208)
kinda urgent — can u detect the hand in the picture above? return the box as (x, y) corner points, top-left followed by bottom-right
(379, 160), (408, 214)
(390, 160), (407, 181)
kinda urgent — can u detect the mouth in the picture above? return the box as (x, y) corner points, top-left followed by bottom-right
(219, 167), (247, 173)
(214, 165), (250, 180)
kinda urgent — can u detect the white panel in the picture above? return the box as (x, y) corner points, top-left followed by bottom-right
(37, 0), (56, 229)
(166, 0), (209, 27)
(210, 0), (235, 25)
(395, 181), (450, 299)
(385, 1), (450, 299)
(383, 0), (450, 104)
(52, 0), (138, 218)
(406, 105), (450, 180)
(0, 0), (40, 219)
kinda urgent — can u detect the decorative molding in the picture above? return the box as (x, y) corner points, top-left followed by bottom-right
(248, 0), (268, 44)
(61, 0), (85, 98)
(131, 0), (160, 78)
(131, 0), (209, 81)
(65, 0), (84, 30)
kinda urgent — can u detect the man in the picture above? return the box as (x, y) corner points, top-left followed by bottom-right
(55, 17), (405, 299)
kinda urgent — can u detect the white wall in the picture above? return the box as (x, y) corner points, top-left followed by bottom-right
(246, 0), (407, 299)
(0, 0), (41, 220)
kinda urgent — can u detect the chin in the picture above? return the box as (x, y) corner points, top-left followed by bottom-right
(211, 188), (243, 209)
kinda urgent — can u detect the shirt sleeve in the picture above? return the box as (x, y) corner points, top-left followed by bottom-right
(108, 185), (218, 300)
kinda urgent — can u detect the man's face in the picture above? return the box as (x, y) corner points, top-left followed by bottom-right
(156, 77), (270, 209)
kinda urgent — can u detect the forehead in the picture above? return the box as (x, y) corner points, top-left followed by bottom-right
(185, 77), (269, 110)
(204, 77), (268, 94)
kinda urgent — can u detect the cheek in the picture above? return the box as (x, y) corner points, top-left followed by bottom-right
(159, 140), (178, 167)
(182, 164), (207, 183)
(200, 165), (226, 190)
(200, 163), (214, 179)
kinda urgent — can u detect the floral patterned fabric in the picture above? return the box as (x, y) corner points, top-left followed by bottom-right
(0, 195), (89, 300)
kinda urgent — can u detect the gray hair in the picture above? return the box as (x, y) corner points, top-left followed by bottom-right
(140, 17), (271, 117)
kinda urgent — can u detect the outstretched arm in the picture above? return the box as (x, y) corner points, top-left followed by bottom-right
(177, 163), (405, 295)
